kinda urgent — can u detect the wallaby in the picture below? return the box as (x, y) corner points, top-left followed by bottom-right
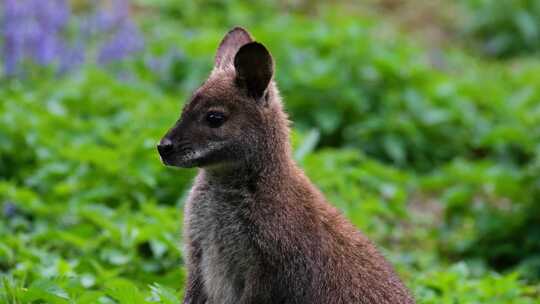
(157, 27), (415, 304)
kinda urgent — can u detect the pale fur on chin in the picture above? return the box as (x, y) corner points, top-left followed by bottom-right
(177, 141), (228, 168)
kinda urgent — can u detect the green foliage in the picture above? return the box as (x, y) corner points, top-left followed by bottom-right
(419, 159), (540, 278)
(1, 1), (540, 303)
(414, 264), (539, 304)
(462, 0), (540, 57)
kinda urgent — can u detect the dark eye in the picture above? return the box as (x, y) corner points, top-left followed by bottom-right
(205, 111), (226, 128)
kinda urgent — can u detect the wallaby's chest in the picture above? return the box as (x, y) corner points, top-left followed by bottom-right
(186, 186), (256, 304)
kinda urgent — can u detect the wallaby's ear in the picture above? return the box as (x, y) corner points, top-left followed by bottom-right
(215, 27), (253, 68)
(234, 42), (274, 100)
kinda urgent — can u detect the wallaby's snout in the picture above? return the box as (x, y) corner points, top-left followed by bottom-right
(157, 136), (176, 166)
(157, 118), (193, 167)
(157, 121), (196, 168)
(157, 134), (177, 167)
(157, 137), (173, 156)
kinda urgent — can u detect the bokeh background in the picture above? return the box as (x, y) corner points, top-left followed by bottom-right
(1, 0), (540, 303)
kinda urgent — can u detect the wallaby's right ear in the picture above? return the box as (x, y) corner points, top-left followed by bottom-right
(234, 42), (274, 100)
(215, 27), (253, 69)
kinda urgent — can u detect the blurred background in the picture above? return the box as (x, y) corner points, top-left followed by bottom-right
(1, 0), (539, 303)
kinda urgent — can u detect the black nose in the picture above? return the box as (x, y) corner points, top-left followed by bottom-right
(157, 138), (174, 156)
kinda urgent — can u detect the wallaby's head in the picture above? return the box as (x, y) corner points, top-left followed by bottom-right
(158, 27), (288, 169)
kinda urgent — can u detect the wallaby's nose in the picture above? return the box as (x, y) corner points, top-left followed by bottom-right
(157, 137), (174, 156)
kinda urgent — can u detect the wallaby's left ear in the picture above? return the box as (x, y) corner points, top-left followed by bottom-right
(234, 42), (274, 100)
(215, 27), (253, 69)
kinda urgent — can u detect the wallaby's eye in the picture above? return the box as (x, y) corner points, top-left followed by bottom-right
(205, 111), (226, 128)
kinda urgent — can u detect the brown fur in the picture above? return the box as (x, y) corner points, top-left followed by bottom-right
(158, 27), (415, 304)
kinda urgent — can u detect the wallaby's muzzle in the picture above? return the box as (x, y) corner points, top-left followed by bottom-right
(157, 120), (196, 168)
(157, 136), (178, 167)
(157, 132), (207, 168)
(157, 137), (174, 157)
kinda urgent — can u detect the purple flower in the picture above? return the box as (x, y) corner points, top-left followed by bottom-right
(1, 0), (70, 73)
(2, 0), (29, 75)
(96, 0), (144, 65)
(98, 20), (144, 65)
(31, 0), (70, 65)
(1, 0), (144, 77)
(59, 39), (85, 74)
